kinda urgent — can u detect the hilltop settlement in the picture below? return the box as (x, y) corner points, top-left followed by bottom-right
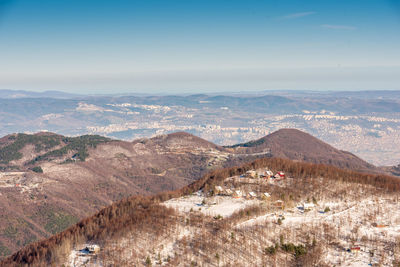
(64, 163), (400, 267)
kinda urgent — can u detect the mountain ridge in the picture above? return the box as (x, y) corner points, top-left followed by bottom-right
(0, 131), (247, 257)
(2, 156), (400, 267)
(228, 128), (377, 173)
(0, 129), (394, 258)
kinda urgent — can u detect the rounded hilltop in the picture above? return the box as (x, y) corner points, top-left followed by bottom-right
(229, 128), (376, 172)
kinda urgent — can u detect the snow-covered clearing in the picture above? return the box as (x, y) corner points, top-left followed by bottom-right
(163, 194), (260, 217)
(67, 244), (102, 267)
(162, 172), (400, 266)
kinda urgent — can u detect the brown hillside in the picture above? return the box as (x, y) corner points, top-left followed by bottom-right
(0, 132), (245, 258)
(0, 129), (386, 258)
(230, 128), (377, 172)
(134, 131), (226, 152)
(2, 157), (399, 267)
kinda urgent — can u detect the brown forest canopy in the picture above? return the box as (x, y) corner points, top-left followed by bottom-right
(2, 157), (399, 267)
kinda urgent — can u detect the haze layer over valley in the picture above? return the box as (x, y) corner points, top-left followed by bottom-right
(1, 90), (399, 166)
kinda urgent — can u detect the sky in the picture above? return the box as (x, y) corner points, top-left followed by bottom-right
(0, 0), (400, 94)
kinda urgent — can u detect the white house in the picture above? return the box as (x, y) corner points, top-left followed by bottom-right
(224, 188), (233, 196)
(86, 244), (100, 254)
(214, 186), (224, 195)
(233, 190), (242, 198)
(248, 191), (257, 199)
(262, 192), (271, 200)
(302, 203), (315, 211)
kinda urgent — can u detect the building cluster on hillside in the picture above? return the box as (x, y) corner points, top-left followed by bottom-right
(161, 165), (399, 266)
(210, 168), (326, 213)
(212, 168), (288, 207)
(242, 169), (285, 180)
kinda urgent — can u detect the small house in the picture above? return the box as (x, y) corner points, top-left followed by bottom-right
(86, 244), (100, 254)
(245, 170), (257, 178)
(248, 191), (257, 199)
(233, 190), (242, 198)
(274, 200), (284, 209)
(302, 203), (315, 211)
(71, 154), (78, 162)
(224, 188), (233, 196)
(265, 170), (274, 178)
(261, 192), (271, 200)
(350, 247), (360, 253)
(275, 171), (285, 179)
(214, 186), (224, 195)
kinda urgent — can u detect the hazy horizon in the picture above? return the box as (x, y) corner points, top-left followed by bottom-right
(2, 88), (400, 97)
(1, 0), (400, 94)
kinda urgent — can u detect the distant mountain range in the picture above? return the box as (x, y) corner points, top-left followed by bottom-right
(0, 89), (82, 99)
(0, 89), (399, 166)
(2, 89), (400, 99)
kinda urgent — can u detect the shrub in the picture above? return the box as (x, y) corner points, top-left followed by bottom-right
(213, 214), (223, 220)
(312, 196), (318, 204)
(294, 244), (307, 258)
(264, 246), (277, 255)
(32, 166), (43, 173)
(281, 243), (295, 252)
(281, 242), (307, 258)
(0, 242), (11, 257)
(145, 256), (151, 266)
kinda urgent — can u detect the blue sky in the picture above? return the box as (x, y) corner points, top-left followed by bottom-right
(0, 0), (399, 94)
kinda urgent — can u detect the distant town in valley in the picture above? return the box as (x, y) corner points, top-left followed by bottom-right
(1, 90), (399, 166)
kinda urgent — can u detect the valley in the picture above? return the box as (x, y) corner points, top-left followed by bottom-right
(1, 91), (400, 166)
